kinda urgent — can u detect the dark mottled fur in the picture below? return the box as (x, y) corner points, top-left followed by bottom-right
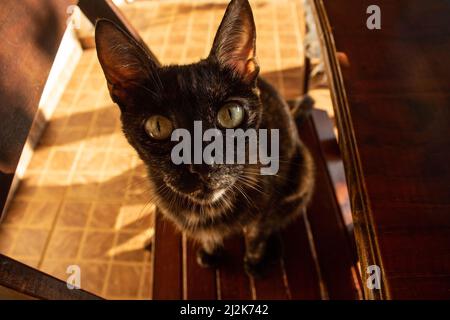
(95, 0), (314, 275)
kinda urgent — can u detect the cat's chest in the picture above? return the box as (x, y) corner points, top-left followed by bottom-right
(183, 209), (207, 226)
(180, 207), (230, 228)
(161, 204), (244, 234)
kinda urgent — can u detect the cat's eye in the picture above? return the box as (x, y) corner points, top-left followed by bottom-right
(217, 103), (244, 128)
(144, 115), (173, 140)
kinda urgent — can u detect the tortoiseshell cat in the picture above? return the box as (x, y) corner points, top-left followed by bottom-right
(95, 0), (314, 275)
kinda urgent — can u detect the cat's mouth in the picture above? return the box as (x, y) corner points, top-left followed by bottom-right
(190, 187), (227, 203)
(163, 178), (230, 205)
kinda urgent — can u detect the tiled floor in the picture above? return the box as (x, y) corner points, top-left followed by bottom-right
(0, 0), (331, 299)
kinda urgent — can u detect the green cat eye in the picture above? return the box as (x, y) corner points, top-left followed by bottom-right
(217, 103), (244, 128)
(145, 115), (173, 140)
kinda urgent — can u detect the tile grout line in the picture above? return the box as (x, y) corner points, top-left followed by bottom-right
(293, 0), (305, 60)
(180, 2), (196, 65)
(73, 80), (112, 284)
(160, 2), (178, 65)
(1, 224), (149, 233)
(272, 2), (286, 98)
(21, 53), (93, 269)
(6, 200), (32, 258)
(36, 54), (97, 271)
(204, 4), (215, 57)
(100, 82), (138, 298)
(12, 255), (151, 267)
(292, 0), (306, 97)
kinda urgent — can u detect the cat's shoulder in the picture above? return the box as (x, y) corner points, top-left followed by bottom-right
(257, 76), (291, 114)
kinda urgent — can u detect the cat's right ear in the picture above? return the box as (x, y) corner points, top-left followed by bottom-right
(209, 0), (259, 85)
(95, 19), (157, 105)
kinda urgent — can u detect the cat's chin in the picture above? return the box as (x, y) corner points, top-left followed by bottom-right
(165, 182), (228, 206)
(186, 188), (228, 205)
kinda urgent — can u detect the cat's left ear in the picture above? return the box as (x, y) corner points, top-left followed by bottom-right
(209, 0), (259, 85)
(95, 19), (157, 105)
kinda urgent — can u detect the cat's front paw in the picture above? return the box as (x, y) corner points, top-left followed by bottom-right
(244, 254), (266, 278)
(196, 247), (223, 268)
(244, 234), (283, 278)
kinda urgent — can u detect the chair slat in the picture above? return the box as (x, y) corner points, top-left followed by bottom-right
(218, 237), (252, 300)
(282, 214), (323, 300)
(295, 111), (362, 299)
(252, 260), (290, 300)
(185, 239), (217, 299)
(152, 211), (183, 299)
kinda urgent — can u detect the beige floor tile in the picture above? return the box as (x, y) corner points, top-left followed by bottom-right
(45, 229), (83, 259)
(139, 267), (152, 300)
(81, 231), (115, 261)
(111, 231), (148, 263)
(56, 201), (91, 228)
(26, 201), (60, 228)
(2, 200), (29, 225)
(11, 227), (49, 258)
(74, 150), (108, 174)
(40, 260), (72, 281)
(0, 226), (19, 255)
(66, 174), (100, 201)
(77, 262), (109, 296)
(105, 264), (143, 298)
(89, 202), (121, 229)
(48, 150), (77, 172)
(14, 174), (41, 200)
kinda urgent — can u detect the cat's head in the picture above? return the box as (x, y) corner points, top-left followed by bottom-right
(95, 0), (261, 204)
